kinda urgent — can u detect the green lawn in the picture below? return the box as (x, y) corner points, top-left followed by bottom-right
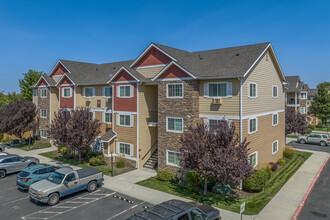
(137, 151), (312, 215)
(286, 135), (298, 139)
(40, 151), (120, 176)
(11, 142), (52, 151)
(314, 127), (329, 132)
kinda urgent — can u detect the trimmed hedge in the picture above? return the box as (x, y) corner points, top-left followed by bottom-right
(243, 170), (270, 192)
(89, 155), (106, 166)
(185, 170), (199, 187)
(157, 170), (174, 182)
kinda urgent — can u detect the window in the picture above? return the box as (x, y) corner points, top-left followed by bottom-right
(84, 87), (95, 97)
(118, 85), (132, 98)
(248, 83), (257, 98)
(272, 140), (278, 154)
(209, 119), (219, 131)
(89, 112), (95, 120)
(300, 92), (307, 99)
(65, 173), (76, 182)
(248, 152), (258, 168)
(322, 135), (329, 139)
(33, 89), (38, 97)
(41, 109), (47, 118)
(272, 113), (278, 126)
(119, 143), (131, 156)
(62, 88), (72, 98)
(103, 87), (112, 98)
(104, 112), (112, 123)
(166, 150), (181, 167)
(248, 118), (258, 134)
(272, 85), (278, 98)
(41, 88), (47, 98)
(166, 117), (183, 133)
(38, 168), (49, 175)
(167, 83), (183, 98)
(209, 83), (227, 97)
(190, 209), (205, 220)
(300, 107), (306, 114)
(40, 129), (47, 138)
(119, 114), (131, 127)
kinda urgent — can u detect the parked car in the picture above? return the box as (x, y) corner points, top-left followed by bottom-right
(0, 152), (7, 156)
(0, 155), (39, 178)
(16, 164), (73, 190)
(127, 199), (221, 220)
(29, 167), (104, 206)
(297, 133), (330, 146)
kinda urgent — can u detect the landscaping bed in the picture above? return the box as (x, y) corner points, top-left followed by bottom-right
(40, 151), (134, 176)
(10, 142), (52, 151)
(137, 150), (312, 215)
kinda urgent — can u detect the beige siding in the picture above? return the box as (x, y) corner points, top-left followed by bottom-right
(242, 50), (285, 116)
(199, 79), (240, 116)
(138, 84), (158, 168)
(75, 85), (111, 110)
(94, 111), (112, 137)
(136, 66), (165, 79)
(50, 87), (59, 122)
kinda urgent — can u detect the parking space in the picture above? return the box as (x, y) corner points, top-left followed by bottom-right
(0, 173), (150, 220)
(287, 141), (330, 153)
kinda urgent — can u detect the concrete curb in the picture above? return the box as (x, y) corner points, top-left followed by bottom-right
(291, 154), (330, 220)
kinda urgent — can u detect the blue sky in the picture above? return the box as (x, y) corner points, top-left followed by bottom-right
(0, 0), (329, 93)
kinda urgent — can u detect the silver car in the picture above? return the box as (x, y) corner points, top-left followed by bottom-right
(297, 133), (330, 146)
(0, 154), (39, 178)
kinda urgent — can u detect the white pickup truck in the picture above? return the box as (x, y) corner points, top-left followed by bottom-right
(28, 167), (104, 205)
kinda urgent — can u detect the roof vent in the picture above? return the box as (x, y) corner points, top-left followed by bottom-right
(113, 67), (116, 69)
(199, 55), (202, 60)
(236, 54), (240, 56)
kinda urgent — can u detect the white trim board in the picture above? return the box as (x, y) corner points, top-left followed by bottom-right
(113, 111), (137, 115)
(49, 60), (71, 76)
(107, 67), (139, 84)
(134, 64), (166, 69)
(151, 61), (196, 81)
(157, 77), (194, 82)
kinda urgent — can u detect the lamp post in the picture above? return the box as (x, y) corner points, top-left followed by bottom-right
(111, 147), (114, 177)
(29, 130), (32, 151)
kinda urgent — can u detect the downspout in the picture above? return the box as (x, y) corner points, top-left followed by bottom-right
(49, 87), (52, 125)
(239, 77), (243, 143)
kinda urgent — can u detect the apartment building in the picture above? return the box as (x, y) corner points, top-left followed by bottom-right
(33, 42), (286, 170)
(285, 76), (309, 114)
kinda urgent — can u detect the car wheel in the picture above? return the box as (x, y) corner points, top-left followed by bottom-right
(28, 163), (36, 167)
(320, 141), (326, 147)
(299, 139), (306, 144)
(87, 181), (97, 192)
(0, 170), (6, 179)
(47, 193), (59, 206)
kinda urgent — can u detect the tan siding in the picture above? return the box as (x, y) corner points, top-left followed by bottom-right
(94, 112), (112, 137)
(50, 87), (59, 122)
(242, 50), (285, 115)
(136, 66), (165, 79)
(199, 79), (240, 116)
(75, 85), (111, 110)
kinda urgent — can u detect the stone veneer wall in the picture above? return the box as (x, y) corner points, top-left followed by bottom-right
(157, 80), (199, 172)
(37, 87), (51, 142)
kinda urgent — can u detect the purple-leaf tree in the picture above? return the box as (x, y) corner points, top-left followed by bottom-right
(180, 120), (252, 196)
(0, 99), (36, 143)
(285, 107), (308, 135)
(48, 108), (101, 162)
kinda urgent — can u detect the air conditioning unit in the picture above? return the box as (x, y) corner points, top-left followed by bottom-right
(212, 98), (222, 105)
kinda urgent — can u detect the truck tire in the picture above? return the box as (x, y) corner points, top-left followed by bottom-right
(320, 141), (326, 147)
(0, 170), (6, 179)
(299, 139), (306, 144)
(47, 193), (59, 206)
(87, 181), (97, 192)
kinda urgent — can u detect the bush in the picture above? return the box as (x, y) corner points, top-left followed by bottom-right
(157, 170), (174, 182)
(200, 176), (217, 191)
(87, 151), (98, 160)
(116, 158), (126, 168)
(283, 146), (295, 159)
(212, 183), (232, 195)
(307, 128), (312, 133)
(243, 170), (269, 192)
(185, 170), (199, 187)
(269, 162), (278, 171)
(59, 146), (68, 155)
(310, 124), (316, 130)
(265, 165), (273, 177)
(89, 155), (106, 166)
(285, 146), (296, 152)
(277, 159), (286, 165)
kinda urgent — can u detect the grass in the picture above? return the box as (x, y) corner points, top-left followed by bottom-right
(137, 151), (312, 215)
(314, 127), (329, 132)
(11, 142), (52, 151)
(286, 135), (298, 139)
(40, 151), (120, 176)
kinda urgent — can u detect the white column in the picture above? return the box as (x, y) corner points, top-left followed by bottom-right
(295, 92), (297, 113)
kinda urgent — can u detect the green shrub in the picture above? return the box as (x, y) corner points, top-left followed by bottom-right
(157, 170), (174, 182)
(89, 155), (106, 166)
(116, 158), (126, 168)
(185, 170), (199, 187)
(283, 149), (295, 159)
(265, 165), (273, 177)
(87, 151), (98, 160)
(243, 170), (269, 192)
(307, 128), (312, 133)
(310, 124), (316, 130)
(277, 159), (286, 165)
(59, 146), (68, 155)
(212, 183), (232, 195)
(269, 162), (278, 171)
(200, 176), (217, 191)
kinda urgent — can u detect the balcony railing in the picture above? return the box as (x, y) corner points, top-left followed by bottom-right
(287, 99), (300, 105)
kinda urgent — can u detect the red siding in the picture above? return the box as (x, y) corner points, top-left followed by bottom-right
(59, 75), (74, 85)
(113, 83), (137, 112)
(134, 47), (172, 67)
(37, 78), (48, 86)
(113, 70), (136, 82)
(60, 86), (74, 109)
(51, 64), (67, 76)
(158, 65), (191, 79)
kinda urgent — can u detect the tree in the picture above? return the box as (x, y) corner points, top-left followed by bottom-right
(180, 120), (252, 196)
(0, 91), (23, 109)
(0, 99), (36, 142)
(311, 82), (330, 127)
(19, 70), (43, 101)
(285, 107), (308, 135)
(48, 108), (102, 162)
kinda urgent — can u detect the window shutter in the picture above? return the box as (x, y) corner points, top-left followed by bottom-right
(130, 85), (134, 98)
(204, 83), (209, 97)
(130, 115), (134, 127)
(116, 114), (120, 126)
(130, 144), (134, 156)
(227, 82), (232, 97)
(116, 86), (120, 98)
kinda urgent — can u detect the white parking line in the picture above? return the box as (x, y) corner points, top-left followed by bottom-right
(2, 196), (29, 205)
(106, 202), (145, 220)
(0, 186), (17, 193)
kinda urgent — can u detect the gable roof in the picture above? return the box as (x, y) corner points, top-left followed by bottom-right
(285, 76), (307, 92)
(32, 74), (57, 88)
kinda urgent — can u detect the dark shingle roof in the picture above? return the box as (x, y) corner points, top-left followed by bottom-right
(43, 74), (56, 86)
(100, 130), (116, 141)
(285, 76), (300, 91)
(309, 89), (318, 96)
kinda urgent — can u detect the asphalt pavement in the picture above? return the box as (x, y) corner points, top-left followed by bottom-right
(287, 141), (330, 153)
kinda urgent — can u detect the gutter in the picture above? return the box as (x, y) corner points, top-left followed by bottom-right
(238, 76), (243, 143)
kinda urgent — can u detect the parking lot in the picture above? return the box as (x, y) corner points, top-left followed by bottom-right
(287, 140), (330, 153)
(0, 173), (151, 220)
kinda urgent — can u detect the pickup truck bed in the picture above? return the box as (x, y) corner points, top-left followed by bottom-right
(77, 167), (102, 179)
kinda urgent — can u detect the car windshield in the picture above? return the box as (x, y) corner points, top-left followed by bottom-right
(47, 171), (65, 184)
(18, 171), (30, 178)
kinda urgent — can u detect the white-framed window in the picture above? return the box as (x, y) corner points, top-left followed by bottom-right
(248, 151), (258, 168)
(62, 87), (72, 98)
(248, 118), (258, 134)
(272, 140), (278, 154)
(166, 117), (183, 133)
(300, 107), (306, 114)
(40, 88), (47, 98)
(248, 83), (257, 98)
(208, 82), (227, 97)
(117, 142), (133, 156)
(103, 112), (112, 123)
(117, 114), (133, 127)
(166, 83), (183, 98)
(209, 119), (219, 131)
(40, 129), (47, 139)
(272, 113), (278, 126)
(300, 92), (307, 99)
(33, 89), (38, 97)
(166, 150), (181, 167)
(272, 85), (278, 98)
(103, 86), (112, 98)
(117, 85), (133, 98)
(40, 109), (47, 118)
(83, 87), (95, 97)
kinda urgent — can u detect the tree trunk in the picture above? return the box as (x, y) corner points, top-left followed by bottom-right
(78, 150), (82, 163)
(203, 177), (208, 196)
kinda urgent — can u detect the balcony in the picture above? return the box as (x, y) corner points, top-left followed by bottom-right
(287, 99), (300, 106)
